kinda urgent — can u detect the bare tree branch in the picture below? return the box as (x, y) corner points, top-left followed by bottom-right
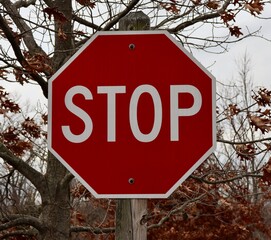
(73, 15), (101, 31)
(168, 0), (231, 33)
(0, 13), (48, 98)
(0, 215), (43, 232)
(13, 0), (36, 9)
(0, 0), (46, 56)
(190, 173), (263, 185)
(102, 0), (140, 31)
(70, 226), (115, 234)
(60, 172), (74, 188)
(147, 193), (207, 229)
(0, 143), (46, 197)
(218, 137), (271, 145)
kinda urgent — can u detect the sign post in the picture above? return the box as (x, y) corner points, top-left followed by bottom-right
(116, 12), (150, 240)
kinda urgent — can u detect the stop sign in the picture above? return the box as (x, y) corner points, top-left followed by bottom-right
(48, 31), (216, 198)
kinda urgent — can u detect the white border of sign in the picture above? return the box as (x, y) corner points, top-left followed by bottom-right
(48, 30), (216, 199)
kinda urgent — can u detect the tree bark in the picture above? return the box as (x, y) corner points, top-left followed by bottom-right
(38, 152), (71, 240)
(44, 0), (74, 70)
(36, 0), (74, 238)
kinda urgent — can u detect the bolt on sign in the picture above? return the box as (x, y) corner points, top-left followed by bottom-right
(48, 31), (216, 198)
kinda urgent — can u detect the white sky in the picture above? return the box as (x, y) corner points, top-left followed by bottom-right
(2, 7), (271, 106)
(194, 10), (271, 89)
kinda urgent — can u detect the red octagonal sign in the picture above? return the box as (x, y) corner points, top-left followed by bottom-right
(48, 31), (216, 198)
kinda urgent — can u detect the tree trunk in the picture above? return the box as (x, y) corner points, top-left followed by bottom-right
(37, 0), (74, 238)
(39, 153), (71, 240)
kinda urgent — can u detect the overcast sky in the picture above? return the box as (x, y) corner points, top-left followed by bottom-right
(195, 10), (271, 89)
(3, 7), (271, 106)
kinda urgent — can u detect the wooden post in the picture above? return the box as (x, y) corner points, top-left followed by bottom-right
(115, 11), (150, 240)
(116, 199), (147, 239)
(119, 11), (150, 31)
